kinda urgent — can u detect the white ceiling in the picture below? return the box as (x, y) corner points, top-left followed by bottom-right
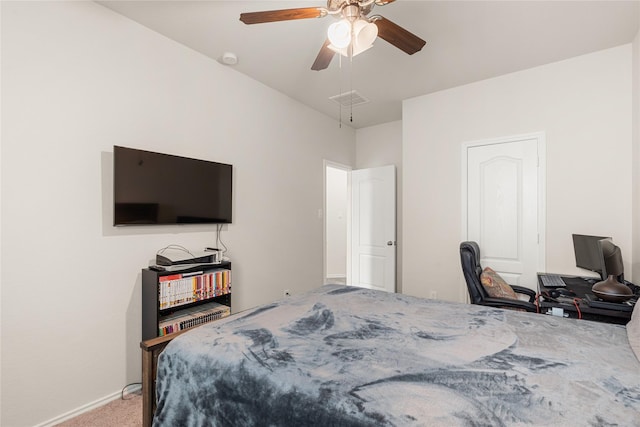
(97, 1), (639, 129)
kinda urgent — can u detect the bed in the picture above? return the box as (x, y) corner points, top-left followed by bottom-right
(144, 284), (640, 426)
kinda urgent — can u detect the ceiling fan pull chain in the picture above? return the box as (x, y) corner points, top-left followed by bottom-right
(338, 53), (343, 128)
(350, 47), (354, 122)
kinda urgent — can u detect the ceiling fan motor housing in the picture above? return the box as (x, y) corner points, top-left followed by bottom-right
(327, 0), (374, 19)
(343, 4), (362, 21)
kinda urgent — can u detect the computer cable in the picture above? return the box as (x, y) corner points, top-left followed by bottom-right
(156, 244), (194, 258)
(121, 382), (141, 400)
(572, 298), (582, 320)
(216, 224), (228, 255)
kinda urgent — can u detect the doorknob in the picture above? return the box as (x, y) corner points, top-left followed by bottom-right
(387, 241), (395, 246)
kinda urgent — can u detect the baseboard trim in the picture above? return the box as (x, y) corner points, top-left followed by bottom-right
(34, 384), (142, 427)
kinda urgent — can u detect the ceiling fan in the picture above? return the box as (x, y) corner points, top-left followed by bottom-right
(240, 0), (426, 71)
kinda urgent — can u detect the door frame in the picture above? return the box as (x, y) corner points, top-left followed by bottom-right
(323, 160), (352, 285)
(460, 132), (547, 300)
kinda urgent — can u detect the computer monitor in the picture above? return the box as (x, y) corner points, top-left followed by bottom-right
(598, 239), (625, 282)
(572, 234), (611, 280)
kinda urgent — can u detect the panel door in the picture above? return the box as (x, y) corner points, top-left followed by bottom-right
(466, 137), (540, 290)
(351, 165), (396, 293)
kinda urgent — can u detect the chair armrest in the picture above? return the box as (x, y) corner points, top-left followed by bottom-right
(510, 285), (536, 303)
(482, 296), (538, 313)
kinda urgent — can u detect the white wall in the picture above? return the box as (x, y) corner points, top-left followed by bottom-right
(0, 3), (3, 422)
(632, 10), (640, 281)
(0, 2), (354, 426)
(355, 121), (403, 291)
(403, 46), (633, 302)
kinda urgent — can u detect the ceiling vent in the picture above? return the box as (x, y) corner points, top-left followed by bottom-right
(329, 90), (370, 107)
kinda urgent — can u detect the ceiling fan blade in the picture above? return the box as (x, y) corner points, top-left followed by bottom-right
(240, 7), (326, 25)
(311, 39), (335, 71)
(374, 16), (426, 55)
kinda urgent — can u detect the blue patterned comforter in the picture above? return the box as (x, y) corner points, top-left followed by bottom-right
(154, 285), (640, 426)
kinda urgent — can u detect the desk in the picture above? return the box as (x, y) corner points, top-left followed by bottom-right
(537, 274), (637, 325)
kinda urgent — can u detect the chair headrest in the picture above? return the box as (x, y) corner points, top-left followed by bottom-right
(460, 241), (480, 265)
(460, 241), (485, 303)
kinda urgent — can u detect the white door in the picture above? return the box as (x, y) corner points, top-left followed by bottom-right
(464, 134), (545, 291)
(351, 165), (396, 292)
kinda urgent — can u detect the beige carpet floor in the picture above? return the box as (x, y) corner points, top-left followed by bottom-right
(55, 391), (141, 427)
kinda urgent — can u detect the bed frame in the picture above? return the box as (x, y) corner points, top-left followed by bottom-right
(140, 332), (187, 427)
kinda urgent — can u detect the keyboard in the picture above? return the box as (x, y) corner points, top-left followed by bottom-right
(541, 274), (566, 288)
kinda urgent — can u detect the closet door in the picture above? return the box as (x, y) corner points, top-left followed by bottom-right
(465, 134), (544, 291)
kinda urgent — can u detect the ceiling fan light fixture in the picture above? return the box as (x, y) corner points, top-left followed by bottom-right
(328, 20), (351, 49)
(352, 19), (378, 50)
(327, 18), (377, 58)
(327, 42), (374, 57)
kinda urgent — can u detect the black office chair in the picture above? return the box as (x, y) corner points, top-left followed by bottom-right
(460, 241), (538, 312)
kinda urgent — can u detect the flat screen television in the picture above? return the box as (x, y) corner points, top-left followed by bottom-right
(113, 146), (232, 225)
(572, 234), (611, 279)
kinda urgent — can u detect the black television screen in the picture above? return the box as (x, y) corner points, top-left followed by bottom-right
(113, 146), (232, 225)
(572, 234), (611, 279)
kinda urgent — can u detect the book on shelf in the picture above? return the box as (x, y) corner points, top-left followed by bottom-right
(158, 269), (231, 310)
(158, 301), (231, 336)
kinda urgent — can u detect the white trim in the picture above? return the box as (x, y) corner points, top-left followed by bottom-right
(460, 132), (547, 299)
(34, 384), (141, 427)
(537, 134), (547, 272)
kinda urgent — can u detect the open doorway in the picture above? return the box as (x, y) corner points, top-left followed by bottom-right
(324, 161), (351, 285)
(324, 161), (397, 292)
